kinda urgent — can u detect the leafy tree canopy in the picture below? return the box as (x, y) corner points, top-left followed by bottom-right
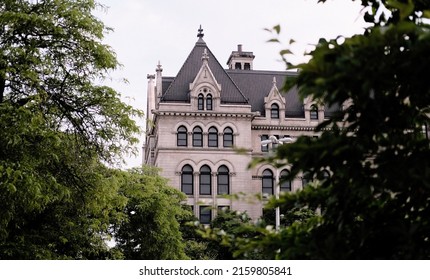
(0, 0), (146, 259)
(237, 0), (430, 259)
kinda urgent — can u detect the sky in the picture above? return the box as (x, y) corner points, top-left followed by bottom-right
(94, 0), (369, 168)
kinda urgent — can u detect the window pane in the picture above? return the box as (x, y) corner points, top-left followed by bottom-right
(181, 165), (193, 195)
(177, 126), (187, 146)
(200, 165), (211, 195)
(310, 105), (318, 120)
(261, 135), (269, 152)
(271, 104), (279, 119)
(198, 94), (204, 110)
(223, 127), (233, 147)
(208, 127), (218, 147)
(199, 206), (212, 224)
(206, 94), (213, 110)
(262, 169), (273, 195)
(193, 127), (203, 147)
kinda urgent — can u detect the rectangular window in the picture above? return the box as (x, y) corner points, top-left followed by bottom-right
(217, 174), (229, 195)
(177, 134), (187, 146)
(261, 135), (269, 152)
(193, 134), (202, 147)
(199, 206), (212, 224)
(208, 133), (218, 147)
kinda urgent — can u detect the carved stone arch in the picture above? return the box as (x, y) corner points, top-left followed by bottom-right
(195, 159), (216, 171)
(173, 122), (191, 131)
(214, 160), (235, 175)
(175, 159), (198, 174)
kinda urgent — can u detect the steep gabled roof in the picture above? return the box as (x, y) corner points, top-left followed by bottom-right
(161, 38), (248, 104)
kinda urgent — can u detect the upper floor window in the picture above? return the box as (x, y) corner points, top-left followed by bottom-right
(223, 127), (233, 147)
(262, 169), (274, 195)
(199, 165), (211, 195)
(280, 169), (291, 193)
(261, 135), (269, 152)
(217, 165), (229, 195)
(206, 94), (213, 111)
(271, 103), (279, 119)
(193, 126), (203, 147)
(310, 105), (318, 120)
(177, 126), (187, 147)
(181, 165), (193, 195)
(198, 94), (204, 110)
(208, 126), (218, 147)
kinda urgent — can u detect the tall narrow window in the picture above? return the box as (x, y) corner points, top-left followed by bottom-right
(206, 94), (213, 110)
(208, 126), (218, 147)
(261, 135), (269, 152)
(280, 169), (291, 193)
(181, 165), (193, 195)
(262, 169), (274, 195)
(271, 103), (279, 119)
(310, 105), (318, 120)
(217, 165), (229, 195)
(223, 127), (233, 147)
(199, 165), (211, 195)
(199, 206), (212, 224)
(198, 94), (204, 110)
(193, 126), (203, 147)
(177, 126), (187, 146)
(302, 171), (311, 188)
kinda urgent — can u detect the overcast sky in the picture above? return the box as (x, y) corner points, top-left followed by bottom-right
(94, 0), (368, 168)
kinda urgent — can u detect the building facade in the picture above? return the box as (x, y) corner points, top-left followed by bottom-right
(144, 29), (337, 222)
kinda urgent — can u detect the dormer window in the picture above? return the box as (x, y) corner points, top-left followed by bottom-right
(198, 94), (204, 110)
(206, 94), (213, 110)
(271, 103), (279, 119)
(310, 104), (318, 120)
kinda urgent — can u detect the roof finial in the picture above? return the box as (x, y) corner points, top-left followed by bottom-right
(197, 25), (204, 38)
(272, 76), (277, 86)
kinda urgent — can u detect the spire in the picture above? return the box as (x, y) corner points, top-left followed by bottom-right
(197, 25), (204, 39)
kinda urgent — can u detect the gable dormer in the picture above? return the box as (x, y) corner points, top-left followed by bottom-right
(189, 48), (221, 111)
(264, 77), (285, 119)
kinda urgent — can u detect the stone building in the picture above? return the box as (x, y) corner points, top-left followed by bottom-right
(143, 28), (337, 222)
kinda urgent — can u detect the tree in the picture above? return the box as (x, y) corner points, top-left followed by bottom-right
(233, 0), (430, 259)
(112, 166), (189, 260)
(0, 0), (142, 259)
(0, 0), (142, 162)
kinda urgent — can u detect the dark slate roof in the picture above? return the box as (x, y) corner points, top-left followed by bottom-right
(227, 70), (304, 117)
(161, 38), (248, 104)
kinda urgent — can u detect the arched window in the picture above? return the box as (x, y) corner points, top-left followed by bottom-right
(280, 169), (291, 193)
(217, 165), (229, 195)
(310, 104), (318, 120)
(199, 165), (211, 195)
(193, 126), (203, 147)
(262, 169), (274, 195)
(181, 165), (193, 195)
(208, 126), (218, 147)
(302, 171), (311, 188)
(177, 126), (187, 147)
(271, 103), (279, 119)
(198, 94), (204, 110)
(223, 127), (233, 147)
(206, 94), (213, 111)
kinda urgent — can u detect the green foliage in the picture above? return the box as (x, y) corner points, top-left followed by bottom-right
(237, 0), (430, 259)
(112, 166), (189, 260)
(0, 0), (142, 163)
(0, 103), (125, 259)
(0, 0), (144, 259)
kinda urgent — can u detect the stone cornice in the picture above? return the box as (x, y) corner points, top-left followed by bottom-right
(252, 125), (318, 131)
(153, 110), (256, 119)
